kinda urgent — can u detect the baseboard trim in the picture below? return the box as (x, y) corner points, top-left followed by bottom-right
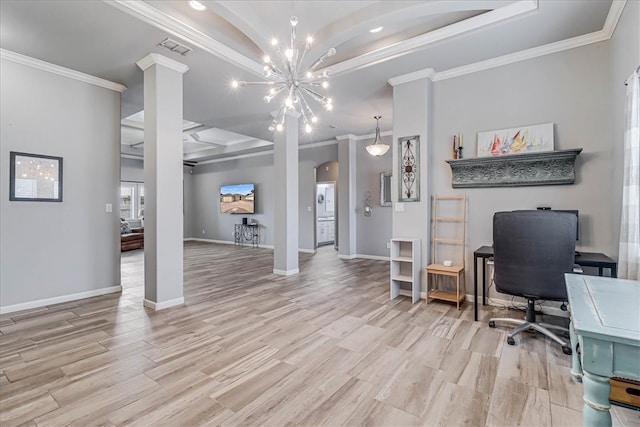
(143, 297), (185, 311)
(0, 285), (123, 315)
(355, 254), (390, 261)
(273, 268), (299, 276)
(185, 238), (311, 253)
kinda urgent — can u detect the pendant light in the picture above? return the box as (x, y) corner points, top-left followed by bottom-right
(366, 115), (390, 156)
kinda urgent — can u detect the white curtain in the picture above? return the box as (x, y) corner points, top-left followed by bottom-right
(619, 68), (640, 280)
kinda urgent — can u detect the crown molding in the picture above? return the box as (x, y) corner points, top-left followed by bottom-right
(299, 139), (339, 150)
(388, 69), (435, 87)
(432, 0), (627, 82)
(602, 0), (627, 38)
(433, 30), (610, 82)
(335, 134), (358, 141)
(0, 48), (126, 92)
(109, 0), (263, 77)
(326, 0), (538, 76)
(137, 53), (189, 73)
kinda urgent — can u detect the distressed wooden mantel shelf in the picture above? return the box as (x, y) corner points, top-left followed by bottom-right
(445, 148), (582, 188)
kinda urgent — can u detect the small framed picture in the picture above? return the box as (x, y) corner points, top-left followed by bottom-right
(398, 135), (420, 202)
(10, 151), (63, 202)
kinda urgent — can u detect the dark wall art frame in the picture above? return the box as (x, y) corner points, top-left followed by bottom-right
(398, 135), (420, 202)
(9, 151), (63, 202)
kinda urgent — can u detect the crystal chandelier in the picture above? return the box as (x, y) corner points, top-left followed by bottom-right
(366, 115), (390, 156)
(231, 16), (335, 133)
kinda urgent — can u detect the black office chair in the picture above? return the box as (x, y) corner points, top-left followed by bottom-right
(488, 210), (576, 355)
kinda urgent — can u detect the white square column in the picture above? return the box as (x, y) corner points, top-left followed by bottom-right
(273, 112), (299, 275)
(337, 134), (357, 259)
(137, 53), (189, 310)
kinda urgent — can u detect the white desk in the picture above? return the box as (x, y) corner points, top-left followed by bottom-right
(565, 273), (640, 427)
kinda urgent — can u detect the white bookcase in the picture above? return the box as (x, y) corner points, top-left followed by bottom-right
(390, 238), (421, 303)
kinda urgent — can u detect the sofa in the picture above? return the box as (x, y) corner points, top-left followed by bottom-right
(121, 219), (144, 251)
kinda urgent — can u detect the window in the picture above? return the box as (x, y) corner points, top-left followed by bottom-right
(120, 182), (144, 220)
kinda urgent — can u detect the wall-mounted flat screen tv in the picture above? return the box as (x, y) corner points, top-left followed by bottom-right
(220, 183), (255, 214)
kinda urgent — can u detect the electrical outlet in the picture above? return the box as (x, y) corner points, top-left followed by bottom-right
(386, 242), (391, 249)
(105, 203), (112, 213)
(202, 229), (205, 234)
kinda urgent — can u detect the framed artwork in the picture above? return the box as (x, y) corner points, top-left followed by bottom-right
(398, 135), (419, 202)
(9, 151), (63, 202)
(477, 123), (554, 157)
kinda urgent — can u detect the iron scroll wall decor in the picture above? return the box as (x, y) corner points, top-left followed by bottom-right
(398, 135), (420, 201)
(445, 148), (582, 188)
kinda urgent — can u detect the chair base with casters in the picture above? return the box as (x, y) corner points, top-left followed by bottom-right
(488, 298), (572, 355)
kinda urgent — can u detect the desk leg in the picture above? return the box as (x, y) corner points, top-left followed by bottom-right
(569, 321), (582, 383)
(582, 371), (612, 427)
(598, 267), (603, 277)
(473, 255), (478, 321)
(611, 266), (617, 278)
(482, 258), (487, 306)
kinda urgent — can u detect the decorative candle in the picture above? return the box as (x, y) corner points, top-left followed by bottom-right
(452, 135), (458, 159)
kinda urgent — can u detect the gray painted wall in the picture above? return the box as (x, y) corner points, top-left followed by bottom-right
(434, 42), (611, 256)
(1, 58), (121, 307)
(187, 154), (275, 244)
(356, 134), (393, 257)
(392, 77), (433, 278)
(430, 41), (626, 299)
(184, 143), (342, 251)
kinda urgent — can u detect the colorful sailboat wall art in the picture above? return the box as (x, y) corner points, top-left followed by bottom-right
(476, 123), (554, 158)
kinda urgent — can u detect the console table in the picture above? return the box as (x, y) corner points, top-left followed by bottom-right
(234, 223), (259, 247)
(472, 246), (617, 321)
(565, 274), (640, 427)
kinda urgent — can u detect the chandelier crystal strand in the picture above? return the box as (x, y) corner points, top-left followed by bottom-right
(231, 16), (335, 133)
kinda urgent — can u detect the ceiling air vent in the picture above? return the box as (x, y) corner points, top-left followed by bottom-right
(158, 38), (192, 56)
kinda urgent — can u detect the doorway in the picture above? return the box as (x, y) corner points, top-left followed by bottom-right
(315, 161), (338, 250)
(316, 182), (336, 247)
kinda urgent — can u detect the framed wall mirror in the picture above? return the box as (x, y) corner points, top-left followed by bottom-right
(380, 172), (392, 207)
(10, 151), (63, 202)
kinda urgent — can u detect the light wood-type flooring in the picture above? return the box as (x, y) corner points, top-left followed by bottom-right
(1, 242), (638, 426)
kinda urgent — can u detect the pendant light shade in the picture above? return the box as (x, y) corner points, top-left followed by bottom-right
(366, 115), (390, 156)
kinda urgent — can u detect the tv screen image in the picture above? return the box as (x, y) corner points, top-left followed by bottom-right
(220, 183), (255, 214)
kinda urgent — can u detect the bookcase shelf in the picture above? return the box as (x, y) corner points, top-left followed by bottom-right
(390, 238), (421, 304)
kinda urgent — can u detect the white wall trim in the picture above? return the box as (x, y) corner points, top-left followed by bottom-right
(109, 0), (263, 77)
(328, 0), (538, 76)
(431, 0), (626, 83)
(432, 31), (609, 82)
(299, 139), (339, 150)
(388, 69), (436, 86)
(137, 53), (189, 74)
(143, 297), (184, 311)
(0, 49), (127, 93)
(273, 268), (300, 275)
(185, 237), (310, 253)
(195, 150), (273, 166)
(0, 285), (122, 315)
(355, 254), (390, 261)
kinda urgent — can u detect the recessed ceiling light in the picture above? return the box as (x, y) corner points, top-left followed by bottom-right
(189, 1), (206, 11)
(369, 26), (383, 33)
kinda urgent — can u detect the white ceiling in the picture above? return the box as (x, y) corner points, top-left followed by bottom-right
(0, 0), (616, 163)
